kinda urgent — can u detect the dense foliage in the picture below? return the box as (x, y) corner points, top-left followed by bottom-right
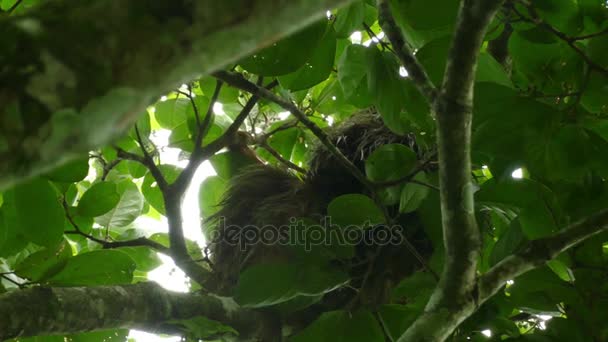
(1, 0), (608, 341)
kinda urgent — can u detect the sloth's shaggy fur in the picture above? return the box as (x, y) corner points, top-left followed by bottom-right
(207, 110), (430, 297)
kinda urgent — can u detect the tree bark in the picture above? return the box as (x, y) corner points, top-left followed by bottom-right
(0, 282), (266, 340)
(0, 0), (352, 190)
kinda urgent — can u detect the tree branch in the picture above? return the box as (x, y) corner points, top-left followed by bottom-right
(478, 208), (608, 301)
(213, 71), (375, 193)
(0, 0), (355, 191)
(0, 282), (267, 340)
(163, 82), (272, 290)
(63, 199), (170, 253)
(259, 142), (308, 174)
(514, 1), (608, 77)
(376, 0), (437, 102)
(397, 0), (505, 340)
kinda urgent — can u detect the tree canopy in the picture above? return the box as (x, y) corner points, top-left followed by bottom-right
(1, 0), (608, 341)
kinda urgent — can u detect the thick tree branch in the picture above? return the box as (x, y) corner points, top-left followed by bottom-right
(397, 0), (505, 340)
(478, 208), (608, 301)
(0, 0), (354, 191)
(213, 71), (375, 193)
(376, 0), (437, 102)
(0, 282), (267, 340)
(164, 85), (270, 290)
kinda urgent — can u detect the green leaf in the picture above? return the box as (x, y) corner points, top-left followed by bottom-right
(508, 31), (582, 92)
(490, 219), (527, 266)
(365, 143), (417, 182)
(235, 262), (349, 308)
(46, 250), (136, 286)
(581, 71), (608, 113)
(115, 246), (161, 272)
(392, 271), (435, 307)
(367, 48), (409, 134)
(535, 0), (582, 34)
(334, 1), (366, 38)
(95, 181), (144, 228)
(399, 172), (431, 213)
(0, 192), (28, 257)
(337, 44), (374, 107)
(154, 98), (190, 129)
(14, 240), (71, 282)
(587, 34), (608, 69)
(199, 176), (227, 239)
(508, 267), (578, 315)
(141, 165), (181, 215)
(476, 53), (513, 88)
(44, 157), (89, 183)
(209, 151), (259, 180)
(416, 36), (451, 86)
(289, 310), (384, 342)
(169, 316), (238, 339)
(327, 194), (385, 227)
(66, 329), (129, 342)
(391, 0), (458, 32)
(13, 178), (65, 247)
(279, 26), (337, 91)
(378, 304), (420, 339)
(77, 181), (120, 217)
(476, 178), (560, 239)
(546, 259), (575, 282)
(240, 20), (328, 76)
(544, 317), (588, 342)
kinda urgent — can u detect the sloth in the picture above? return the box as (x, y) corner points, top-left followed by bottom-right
(206, 109), (435, 307)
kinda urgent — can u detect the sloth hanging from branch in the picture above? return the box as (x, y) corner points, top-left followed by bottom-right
(203, 103), (439, 312)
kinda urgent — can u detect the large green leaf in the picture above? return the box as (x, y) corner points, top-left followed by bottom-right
(489, 219), (527, 266)
(337, 44), (374, 107)
(13, 178), (65, 247)
(115, 246), (161, 272)
(365, 143), (418, 182)
(154, 98), (190, 129)
(240, 20), (328, 76)
(476, 179), (561, 239)
(46, 250), (136, 286)
(289, 310), (384, 342)
(327, 194), (385, 227)
(279, 26), (337, 91)
(367, 48), (409, 134)
(14, 240), (71, 282)
(44, 157), (89, 183)
(77, 181), (121, 217)
(334, 1), (366, 38)
(399, 172), (430, 213)
(234, 262), (349, 308)
(95, 181), (144, 228)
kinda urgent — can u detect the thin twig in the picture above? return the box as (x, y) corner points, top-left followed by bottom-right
(62, 199), (169, 253)
(7, 0), (23, 14)
(363, 22), (393, 51)
(213, 70), (375, 193)
(571, 27), (608, 41)
(409, 179), (440, 192)
(134, 125), (169, 191)
(259, 142), (307, 174)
